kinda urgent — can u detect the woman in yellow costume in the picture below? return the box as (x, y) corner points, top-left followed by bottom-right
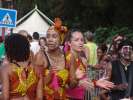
(35, 18), (69, 100)
(0, 34), (43, 100)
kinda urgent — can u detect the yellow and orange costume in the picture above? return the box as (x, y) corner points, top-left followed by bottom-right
(9, 63), (39, 99)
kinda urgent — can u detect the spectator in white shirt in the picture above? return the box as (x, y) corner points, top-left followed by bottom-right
(30, 32), (40, 55)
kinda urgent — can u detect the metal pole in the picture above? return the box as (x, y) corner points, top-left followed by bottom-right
(0, 0), (2, 8)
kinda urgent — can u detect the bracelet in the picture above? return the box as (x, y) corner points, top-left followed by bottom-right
(92, 79), (97, 88)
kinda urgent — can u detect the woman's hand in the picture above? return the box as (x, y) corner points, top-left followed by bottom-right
(96, 78), (115, 90)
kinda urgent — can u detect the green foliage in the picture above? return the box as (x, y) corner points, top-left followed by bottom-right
(94, 26), (133, 44)
(94, 27), (110, 44)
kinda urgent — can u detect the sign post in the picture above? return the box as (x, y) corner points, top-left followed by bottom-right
(0, 8), (17, 38)
(0, 8), (17, 28)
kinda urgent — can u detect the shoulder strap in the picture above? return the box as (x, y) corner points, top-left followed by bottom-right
(11, 61), (21, 67)
(43, 51), (51, 69)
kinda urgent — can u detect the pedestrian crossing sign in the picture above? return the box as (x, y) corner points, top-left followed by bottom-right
(0, 8), (17, 28)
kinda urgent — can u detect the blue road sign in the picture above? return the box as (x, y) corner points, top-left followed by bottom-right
(0, 8), (17, 28)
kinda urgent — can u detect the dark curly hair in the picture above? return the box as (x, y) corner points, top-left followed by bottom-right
(97, 43), (108, 54)
(5, 34), (30, 62)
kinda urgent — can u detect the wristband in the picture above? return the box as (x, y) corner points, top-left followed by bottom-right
(92, 79), (97, 88)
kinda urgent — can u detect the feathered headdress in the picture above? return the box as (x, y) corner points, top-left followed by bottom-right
(53, 18), (68, 44)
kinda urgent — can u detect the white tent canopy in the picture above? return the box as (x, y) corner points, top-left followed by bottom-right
(13, 6), (54, 37)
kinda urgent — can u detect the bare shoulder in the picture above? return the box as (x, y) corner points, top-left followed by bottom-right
(35, 50), (46, 60)
(34, 50), (48, 68)
(0, 62), (11, 77)
(34, 51), (44, 63)
(1, 62), (10, 71)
